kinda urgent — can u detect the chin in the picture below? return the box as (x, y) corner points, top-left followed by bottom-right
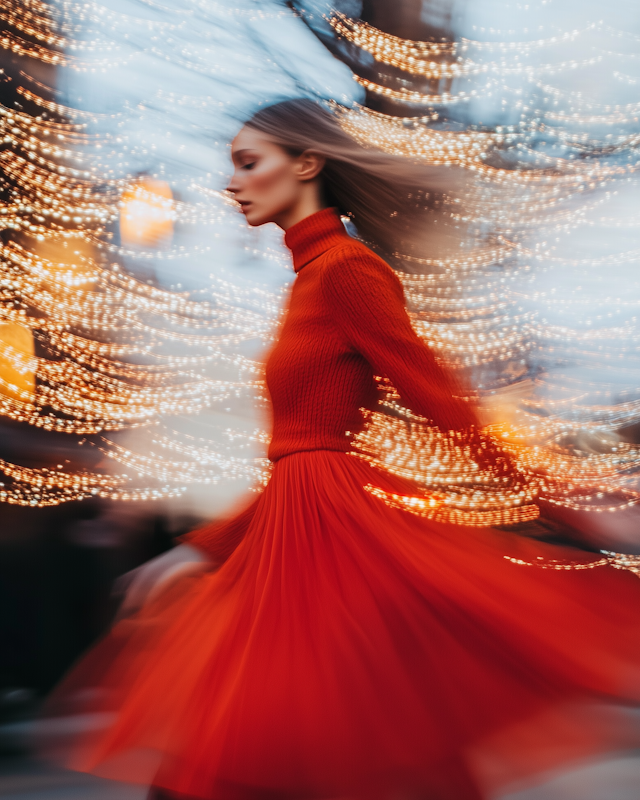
(243, 209), (270, 227)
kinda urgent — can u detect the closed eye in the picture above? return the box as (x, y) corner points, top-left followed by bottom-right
(241, 161), (256, 170)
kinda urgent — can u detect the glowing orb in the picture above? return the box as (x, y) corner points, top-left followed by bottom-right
(120, 178), (174, 249)
(36, 237), (98, 287)
(0, 323), (35, 403)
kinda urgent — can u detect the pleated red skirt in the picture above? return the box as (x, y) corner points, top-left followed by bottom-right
(46, 451), (640, 799)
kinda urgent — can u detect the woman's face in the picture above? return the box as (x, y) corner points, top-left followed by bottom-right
(227, 127), (317, 228)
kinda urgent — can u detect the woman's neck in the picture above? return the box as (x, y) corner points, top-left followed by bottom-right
(275, 182), (325, 231)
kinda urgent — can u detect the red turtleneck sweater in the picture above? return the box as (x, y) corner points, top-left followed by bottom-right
(266, 207), (476, 461)
(184, 208), (477, 558)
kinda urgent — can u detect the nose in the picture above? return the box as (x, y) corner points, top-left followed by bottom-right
(226, 171), (240, 195)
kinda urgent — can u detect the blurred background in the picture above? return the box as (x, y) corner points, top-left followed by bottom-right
(2, 0), (640, 797)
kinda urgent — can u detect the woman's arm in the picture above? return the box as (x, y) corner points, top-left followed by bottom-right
(114, 543), (212, 620)
(321, 246), (522, 485)
(114, 483), (261, 619)
(321, 246), (478, 432)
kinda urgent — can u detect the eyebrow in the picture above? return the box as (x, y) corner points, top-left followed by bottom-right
(232, 148), (257, 161)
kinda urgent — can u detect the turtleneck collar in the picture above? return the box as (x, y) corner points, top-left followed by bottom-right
(284, 208), (349, 273)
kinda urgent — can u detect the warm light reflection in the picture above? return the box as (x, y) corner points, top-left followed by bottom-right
(0, 323), (35, 403)
(120, 179), (174, 249)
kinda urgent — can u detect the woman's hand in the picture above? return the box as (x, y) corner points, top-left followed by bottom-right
(113, 543), (215, 620)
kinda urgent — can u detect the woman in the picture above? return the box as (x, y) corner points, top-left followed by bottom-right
(48, 100), (640, 800)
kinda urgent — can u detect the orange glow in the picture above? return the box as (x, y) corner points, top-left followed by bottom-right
(120, 178), (174, 249)
(0, 323), (36, 403)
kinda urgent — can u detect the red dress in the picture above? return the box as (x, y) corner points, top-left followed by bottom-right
(48, 209), (640, 800)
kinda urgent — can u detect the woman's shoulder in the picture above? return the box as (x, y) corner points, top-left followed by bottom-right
(321, 237), (401, 296)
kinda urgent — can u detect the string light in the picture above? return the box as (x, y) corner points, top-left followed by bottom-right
(330, 12), (595, 62)
(0, 43), (280, 503)
(503, 550), (640, 578)
(353, 406), (541, 527)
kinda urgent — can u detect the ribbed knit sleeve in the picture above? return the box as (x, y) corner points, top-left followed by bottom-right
(321, 245), (478, 432)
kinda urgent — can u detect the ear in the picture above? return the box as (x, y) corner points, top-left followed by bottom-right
(294, 151), (325, 182)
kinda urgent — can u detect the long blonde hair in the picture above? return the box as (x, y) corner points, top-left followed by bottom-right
(245, 99), (465, 263)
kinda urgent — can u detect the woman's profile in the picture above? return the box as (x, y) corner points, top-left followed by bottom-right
(45, 99), (640, 800)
